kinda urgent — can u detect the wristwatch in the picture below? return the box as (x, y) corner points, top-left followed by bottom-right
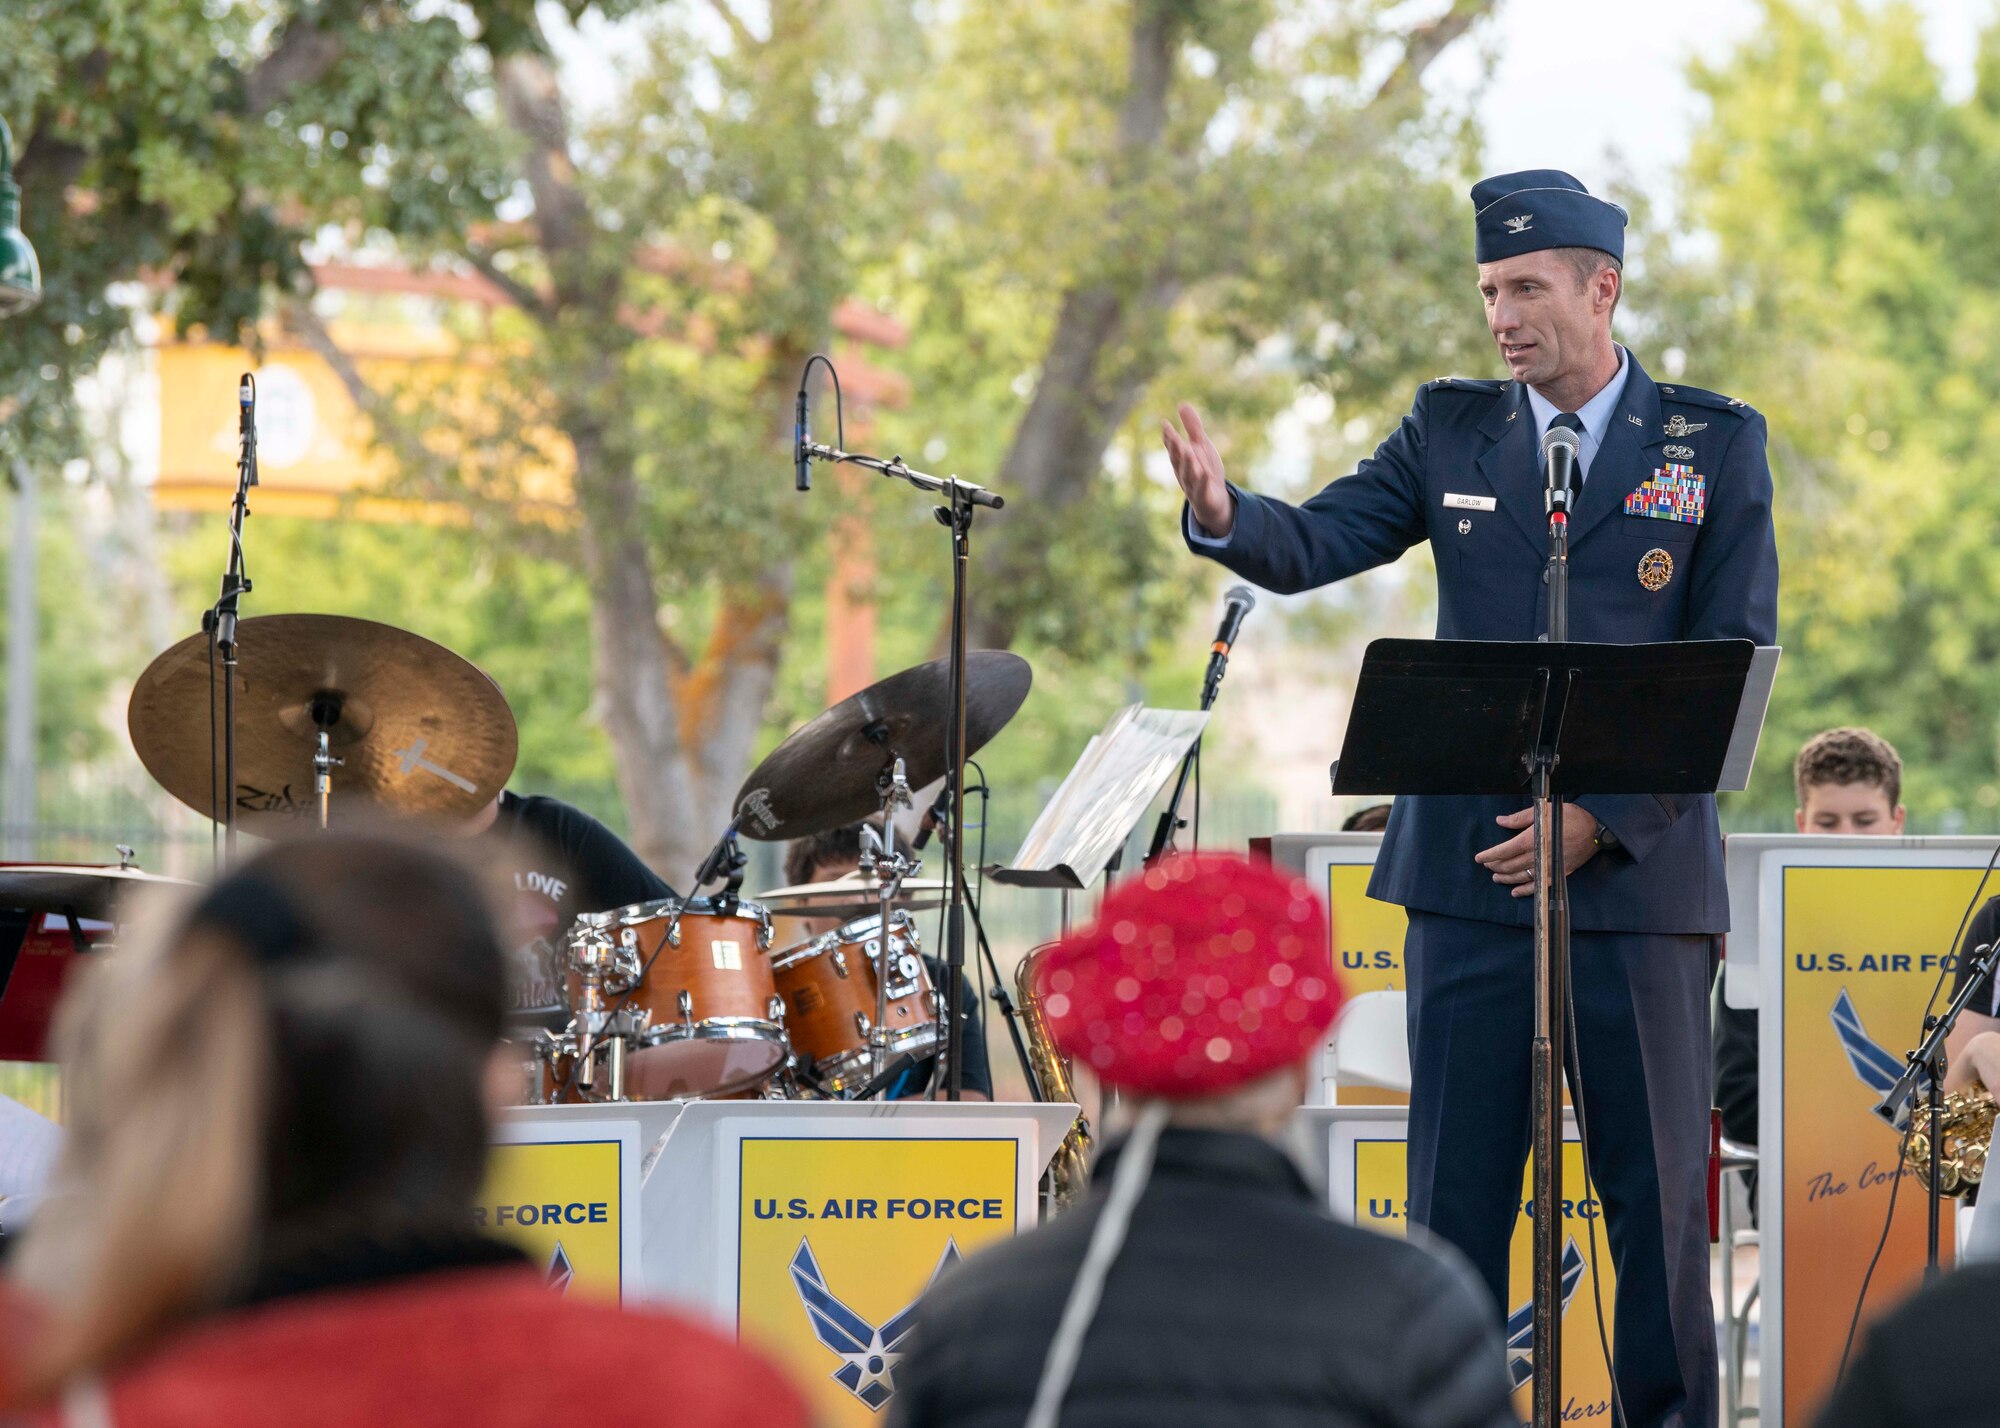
(1591, 821), (1621, 854)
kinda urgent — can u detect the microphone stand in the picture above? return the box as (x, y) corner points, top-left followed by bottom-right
(202, 375), (257, 865)
(1529, 444), (1574, 1428)
(1873, 938), (2000, 1275)
(1144, 624), (1237, 866)
(798, 435), (1002, 1102)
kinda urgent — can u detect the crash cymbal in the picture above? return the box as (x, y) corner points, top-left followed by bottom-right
(756, 873), (949, 920)
(0, 865), (195, 921)
(129, 614), (518, 835)
(733, 652), (1032, 843)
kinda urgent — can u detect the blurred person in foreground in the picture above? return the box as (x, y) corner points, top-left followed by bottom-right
(0, 831), (806, 1428)
(1812, 1259), (2000, 1426)
(890, 854), (1516, 1428)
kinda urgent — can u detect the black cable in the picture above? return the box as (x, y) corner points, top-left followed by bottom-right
(1834, 835), (2000, 1381)
(206, 628), (220, 869)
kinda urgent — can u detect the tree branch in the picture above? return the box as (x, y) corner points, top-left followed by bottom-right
(707, 0), (762, 54)
(1368, 0), (1495, 112)
(463, 244), (550, 321)
(244, 14), (347, 121)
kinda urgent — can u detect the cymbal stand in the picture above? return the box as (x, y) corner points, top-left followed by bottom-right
(309, 693), (343, 831)
(201, 374), (257, 864)
(861, 760), (918, 1087)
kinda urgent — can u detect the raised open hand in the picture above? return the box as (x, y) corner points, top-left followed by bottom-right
(1161, 402), (1234, 538)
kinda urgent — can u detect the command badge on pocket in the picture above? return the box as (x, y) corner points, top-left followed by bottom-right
(1637, 548), (1674, 592)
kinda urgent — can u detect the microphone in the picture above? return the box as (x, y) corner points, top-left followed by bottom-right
(1200, 585), (1257, 707)
(1540, 421), (1581, 519)
(238, 374), (258, 487)
(794, 380), (811, 492)
(911, 782), (952, 852)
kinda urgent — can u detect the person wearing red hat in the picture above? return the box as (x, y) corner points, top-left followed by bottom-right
(888, 856), (1517, 1428)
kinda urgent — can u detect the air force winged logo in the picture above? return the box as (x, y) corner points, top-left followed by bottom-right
(1504, 1237), (1586, 1389)
(544, 1241), (574, 1296)
(1503, 214), (1533, 234)
(1831, 987), (1905, 1095)
(790, 1238), (961, 1411)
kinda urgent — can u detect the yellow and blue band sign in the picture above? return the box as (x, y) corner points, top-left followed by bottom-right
(732, 1134), (1021, 1424)
(480, 1118), (642, 1302)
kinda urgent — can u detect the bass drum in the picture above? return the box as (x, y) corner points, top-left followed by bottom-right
(563, 897), (787, 1099)
(770, 910), (940, 1095)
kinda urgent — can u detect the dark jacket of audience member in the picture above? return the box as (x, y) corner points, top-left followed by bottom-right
(1, 832), (806, 1428)
(1814, 1263), (2000, 1428)
(890, 1126), (1517, 1428)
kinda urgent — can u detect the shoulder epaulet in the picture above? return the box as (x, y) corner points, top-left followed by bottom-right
(1425, 377), (1507, 395)
(1656, 383), (1756, 417)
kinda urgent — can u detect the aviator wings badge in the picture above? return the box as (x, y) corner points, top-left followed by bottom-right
(791, 1237), (962, 1411)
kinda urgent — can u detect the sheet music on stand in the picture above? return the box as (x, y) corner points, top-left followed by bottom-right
(987, 704), (1210, 890)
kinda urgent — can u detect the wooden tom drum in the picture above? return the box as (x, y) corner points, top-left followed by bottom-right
(770, 910), (940, 1094)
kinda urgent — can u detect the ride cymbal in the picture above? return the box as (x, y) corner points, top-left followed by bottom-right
(129, 614), (518, 834)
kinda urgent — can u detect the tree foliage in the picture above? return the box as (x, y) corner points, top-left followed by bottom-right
(1649, 0), (2000, 827)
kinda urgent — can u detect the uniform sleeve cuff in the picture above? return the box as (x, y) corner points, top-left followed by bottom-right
(1184, 493), (1239, 547)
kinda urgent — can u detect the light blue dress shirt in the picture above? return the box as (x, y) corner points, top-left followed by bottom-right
(1187, 345), (1632, 546)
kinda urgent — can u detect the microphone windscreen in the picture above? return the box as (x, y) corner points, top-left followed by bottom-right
(1225, 584), (1257, 612)
(1539, 424), (1582, 459)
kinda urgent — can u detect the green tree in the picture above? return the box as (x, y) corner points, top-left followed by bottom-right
(1652, 0), (2000, 827)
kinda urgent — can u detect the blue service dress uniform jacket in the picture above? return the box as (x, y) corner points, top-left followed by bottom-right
(1185, 352), (1779, 933)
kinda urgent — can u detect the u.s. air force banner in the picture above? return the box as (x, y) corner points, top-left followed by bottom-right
(1323, 1109), (1617, 1423)
(1761, 853), (1976, 1423)
(480, 1117), (643, 1303)
(720, 1118), (1036, 1424)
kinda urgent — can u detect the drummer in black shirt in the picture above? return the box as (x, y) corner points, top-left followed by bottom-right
(459, 792), (680, 1031)
(783, 823), (994, 1101)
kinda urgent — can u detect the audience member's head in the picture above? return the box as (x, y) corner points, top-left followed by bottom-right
(1795, 727), (1906, 835)
(12, 832), (508, 1392)
(1036, 853), (1340, 1134)
(1341, 803), (1392, 833)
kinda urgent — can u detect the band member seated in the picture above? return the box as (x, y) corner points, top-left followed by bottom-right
(1713, 727), (1908, 1210)
(1941, 875), (2000, 1263)
(890, 855), (1515, 1428)
(784, 824), (993, 1100)
(0, 832), (805, 1428)
(456, 792), (680, 1030)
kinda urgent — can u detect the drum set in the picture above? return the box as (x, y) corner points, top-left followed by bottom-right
(529, 650), (1032, 1106)
(76, 611), (1033, 1108)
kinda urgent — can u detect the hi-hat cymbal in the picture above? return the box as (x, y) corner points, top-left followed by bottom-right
(128, 614), (518, 835)
(733, 652), (1032, 843)
(756, 873), (949, 920)
(0, 865), (195, 921)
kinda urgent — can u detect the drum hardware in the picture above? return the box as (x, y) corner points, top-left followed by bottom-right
(769, 909), (941, 1097)
(860, 760), (920, 1083)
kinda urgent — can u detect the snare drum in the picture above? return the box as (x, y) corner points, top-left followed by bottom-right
(563, 897), (786, 1099)
(770, 911), (941, 1094)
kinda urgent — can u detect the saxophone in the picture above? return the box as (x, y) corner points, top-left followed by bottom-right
(1902, 1079), (1995, 1198)
(1017, 946), (1093, 1210)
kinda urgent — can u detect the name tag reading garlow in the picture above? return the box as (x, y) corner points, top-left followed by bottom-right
(1444, 493), (1497, 512)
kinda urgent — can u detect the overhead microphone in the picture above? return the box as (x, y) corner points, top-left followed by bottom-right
(794, 378), (812, 492)
(238, 374), (258, 487)
(1540, 421), (1581, 519)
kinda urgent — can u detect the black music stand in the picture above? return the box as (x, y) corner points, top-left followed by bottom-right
(1331, 635), (1775, 1428)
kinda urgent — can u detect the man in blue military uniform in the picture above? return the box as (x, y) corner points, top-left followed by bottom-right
(1164, 170), (1778, 1428)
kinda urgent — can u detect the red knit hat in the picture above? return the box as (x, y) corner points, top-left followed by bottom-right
(1033, 853), (1340, 1098)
